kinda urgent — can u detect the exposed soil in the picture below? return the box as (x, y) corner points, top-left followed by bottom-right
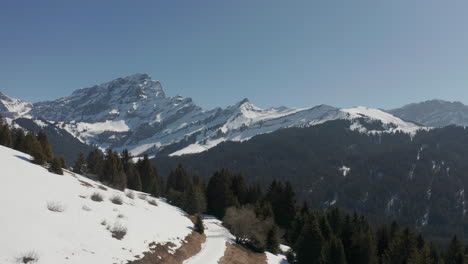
(128, 231), (206, 264)
(218, 242), (267, 264)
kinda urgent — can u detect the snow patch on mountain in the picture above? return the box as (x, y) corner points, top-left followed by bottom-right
(0, 92), (32, 118)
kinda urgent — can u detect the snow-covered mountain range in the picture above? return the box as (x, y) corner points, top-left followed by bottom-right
(0, 74), (425, 157)
(389, 99), (468, 127)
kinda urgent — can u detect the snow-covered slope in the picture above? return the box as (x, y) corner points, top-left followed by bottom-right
(0, 74), (424, 157)
(0, 92), (32, 119)
(0, 145), (192, 264)
(389, 99), (468, 127)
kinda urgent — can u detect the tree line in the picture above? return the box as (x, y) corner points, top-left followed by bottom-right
(0, 114), (65, 174)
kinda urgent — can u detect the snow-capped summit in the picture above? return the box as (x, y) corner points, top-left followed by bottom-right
(0, 91), (32, 119)
(0, 74), (425, 157)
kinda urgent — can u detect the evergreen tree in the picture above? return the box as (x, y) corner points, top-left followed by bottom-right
(183, 181), (207, 215)
(86, 148), (104, 176)
(13, 128), (26, 152)
(101, 149), (127, 190)
(166, 164), (190, 193)
(295, 214), (325, 264)
(121, 150), (142, 191)
(0, 117), (12, 147)
(37, 130), (54, 162)
(24, 132), (45, 165)
(137, 154), (161, 196)
(322, 235), (347, 264)
(194, 214), (204, 234)
(266, 225), (280, 254)
(445, 236), (465, 264)
(59, 156), (67, 169)
(206, 169), (238, 219)
(49, 156), (63, 175)
(319, 214), (333, 241)
(231, 173), (248, 205)
(73, 152), (87, 174)
(266, 181), (296, 229)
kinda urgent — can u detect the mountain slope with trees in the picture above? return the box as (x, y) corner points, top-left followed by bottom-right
(153, 119), (468, 244)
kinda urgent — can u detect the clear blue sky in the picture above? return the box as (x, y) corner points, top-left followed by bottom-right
(1, 0), (468, 109)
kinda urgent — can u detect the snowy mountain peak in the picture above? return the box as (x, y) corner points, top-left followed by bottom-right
(0, 91), (32, 119)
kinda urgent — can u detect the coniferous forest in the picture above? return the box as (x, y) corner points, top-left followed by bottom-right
(3, 114), (468, 264)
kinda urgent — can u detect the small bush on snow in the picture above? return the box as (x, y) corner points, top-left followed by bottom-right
(47, 201), (65, 212)
(16, 251), (39, 263)
(91, 192), (104, 202)
(110, 194), (123, 205)
(111, 223), (127, 240)
(125, 190), (135, 199)
(138, 193), (147, 200)
(101, 219), (107, 226)
(82, 205), (92, 211)
(148, 199), (158, 206)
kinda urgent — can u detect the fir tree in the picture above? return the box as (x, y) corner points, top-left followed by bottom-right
(166, 164), (190, 193)
(121, 150), (142, 191)
(206, 169), (238, 219)
(49, 156), (63, 175)
(24, 132), (45, 165)
(266, 225), (280, 254)
(86, 148), (104, 176)
(13, 128), (26, 152)
(73, 152), (87, 174)
(445, 236), (465, 264)
(137, 154), (161, 196)
(37, 130), (54, 162)
(322, 235), (347, 264)
(295, 214), (325, 264)
(101, 149), (126, 190)
(194, 214), (204, 234)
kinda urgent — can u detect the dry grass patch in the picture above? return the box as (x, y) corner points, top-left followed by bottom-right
(147, 199), (158, 206)
(110, 194), (123, 205)
(218, 242), (267, 264)
(47, 201), (66, 212)
(91, 192), (104, 202)
(110, 223), (127, 240)
(79, 180), (94, 188)
(98, 185), (108, 191)
(128, 231), (206, 264)
(17, 251), (39, 263)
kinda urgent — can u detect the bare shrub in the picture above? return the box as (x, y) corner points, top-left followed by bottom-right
(78, 194), (87, 199)
(117, 213), (125, 219)
(111, 223), (127, 240)
(101, 219), (107, 226)
(91, 192), (104, 202)
(17, 251), (39, 263)
(47, 201), (65, 212)
(125, 190), (135, 199)
(82, 205), (92, 211)
(223, 205), (273, 252)
(110, 194), (123, 205)
(148, 198), (158, 206)
(138, 193), (147, 200)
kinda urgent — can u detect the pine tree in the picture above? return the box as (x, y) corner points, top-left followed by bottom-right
(87, 148), (104, 176)
(194, 214), (204, 234)
(445, 236), (465, 264)
(266, 225), (280, 254)
(0, 119), (12, 147)
(101, 149), (126, 190)
(121, 150), (142, 191)
(166, 164), (190, 193)
(24, 132), (46, 165)
(137, 154), (161, 196)
(49, 156), (63, 175)
(59, 156), (67, 169)
(319, 214), (333, 241)
(206, 169), (238, 219)
(73, 152), (87, 174)
(37, 130), (54, 162)
(13, 128), (26, 152)
(295, 214), (325, 264)
(322, 235), (347, 264)
(266, 181), (296, 229)
(231, 173), (248, 205)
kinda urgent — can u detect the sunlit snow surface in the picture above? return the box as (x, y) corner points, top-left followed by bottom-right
(0, 145), (192, 264)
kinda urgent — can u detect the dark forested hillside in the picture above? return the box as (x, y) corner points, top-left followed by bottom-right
(153, 119), (468, 243)
(13, 118), (95, 166)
